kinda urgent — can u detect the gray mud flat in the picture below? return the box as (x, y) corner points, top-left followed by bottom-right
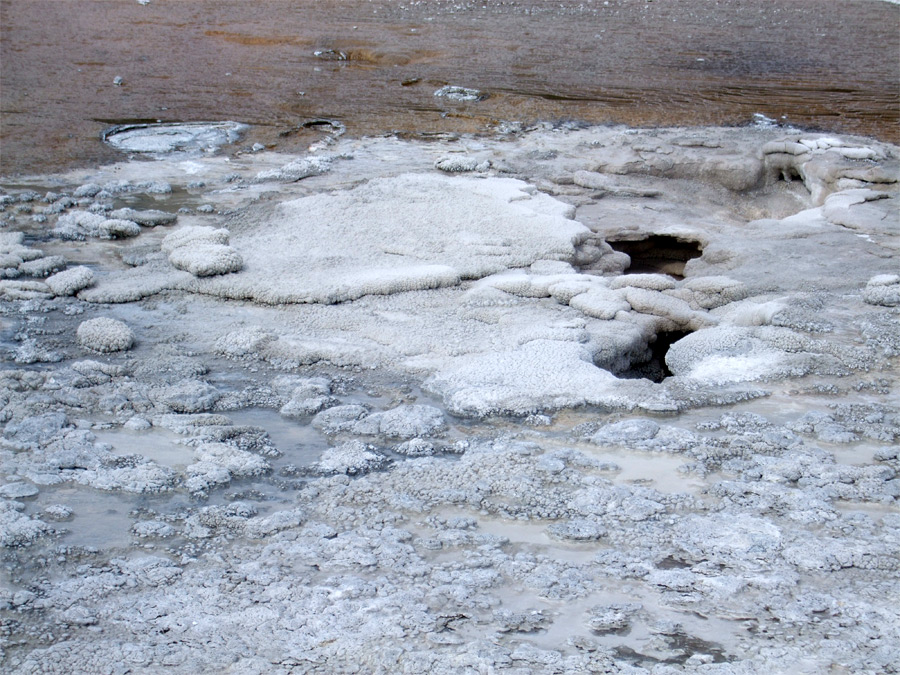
(1, 124), (899, 674)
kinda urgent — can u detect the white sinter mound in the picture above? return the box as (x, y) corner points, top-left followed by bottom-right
(75, 318), (135, 353)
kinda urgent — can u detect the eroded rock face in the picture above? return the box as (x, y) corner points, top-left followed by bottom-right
(0, 124), (898, 675)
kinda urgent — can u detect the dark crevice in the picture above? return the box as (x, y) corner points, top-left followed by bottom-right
(779, 166), (803, 183)
(607, 235), (703, 279)
(617, 330), (692, 383)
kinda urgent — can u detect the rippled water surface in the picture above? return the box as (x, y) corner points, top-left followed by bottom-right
(1, 0), (898, 175)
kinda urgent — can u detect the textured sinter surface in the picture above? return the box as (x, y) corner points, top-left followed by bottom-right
(1, 124), (898, 673)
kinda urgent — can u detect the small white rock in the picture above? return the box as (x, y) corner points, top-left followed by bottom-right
(76, 318), (135, 353)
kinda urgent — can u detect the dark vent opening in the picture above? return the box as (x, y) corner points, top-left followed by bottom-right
(780, 166), (803, 182)
(618, 330), (691, 383)
(607, 235), (703, 280)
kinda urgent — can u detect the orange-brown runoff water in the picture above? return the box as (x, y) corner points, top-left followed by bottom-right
(1, 0), (898, 176)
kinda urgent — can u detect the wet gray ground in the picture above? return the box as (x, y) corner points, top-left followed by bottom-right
(0, 121), (898, 673)
(2, 0), (898, 176)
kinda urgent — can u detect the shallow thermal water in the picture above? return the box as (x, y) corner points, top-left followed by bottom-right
(226, 407), (328, 466)
(2, 0), (898, 176)
(96, 426), (192, 469)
